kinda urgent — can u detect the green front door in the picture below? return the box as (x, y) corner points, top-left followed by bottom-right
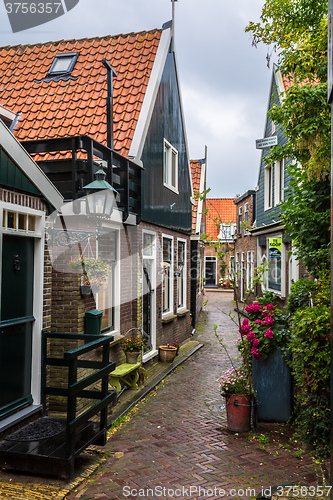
(0, 235), (35, 418)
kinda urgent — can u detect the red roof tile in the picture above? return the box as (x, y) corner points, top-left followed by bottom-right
(206, 198), (237, 240)
(0, 30), (162, 156)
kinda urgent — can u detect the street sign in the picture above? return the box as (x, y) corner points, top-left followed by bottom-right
(255, 136), (278, 149)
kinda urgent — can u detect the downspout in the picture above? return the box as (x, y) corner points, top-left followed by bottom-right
(102, 60), (117, 150)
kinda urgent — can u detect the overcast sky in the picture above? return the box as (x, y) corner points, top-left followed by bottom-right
(0, 0), (273, 198)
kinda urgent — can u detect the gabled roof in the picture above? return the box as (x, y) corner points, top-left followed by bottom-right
(206, 198), (236, 240)
(0, 119), (63, 209)
(0, 29), (163, 157)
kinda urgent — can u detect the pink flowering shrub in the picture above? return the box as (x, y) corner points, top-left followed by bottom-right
(240, 295), (288, 360)
(217, 368), (249, 395)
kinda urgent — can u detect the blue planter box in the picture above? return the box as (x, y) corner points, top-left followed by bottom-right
(252, 348), (292, 422)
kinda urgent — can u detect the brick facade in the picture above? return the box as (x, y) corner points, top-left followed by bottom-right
(234, 191), (256, 303)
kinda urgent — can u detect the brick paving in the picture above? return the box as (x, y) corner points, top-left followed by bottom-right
(65, 291), (321, 500)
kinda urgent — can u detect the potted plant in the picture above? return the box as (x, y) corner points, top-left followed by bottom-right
(159, 345), (178, 363)
(122, 329), (146, 364)
(217, 366), (251, 432)
(167, 339), (180, 355)
(68, 255), (111, 294)
(240, 294), (292, 422)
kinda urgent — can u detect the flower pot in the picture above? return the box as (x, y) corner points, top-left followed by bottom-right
(224, 394), (251, 432)
(125, 351), (141, 364)
(252, 348), (292, 422)
(159, 345), (177, 363)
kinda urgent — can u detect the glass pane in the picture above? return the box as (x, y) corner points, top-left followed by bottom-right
(171, 150), (177, 187)
(100, 268), (114, 331)
(18, 214), (26, 230)
(162, 268), (170, 313)
(143, 233), (153, 257)
(268, 257), (281, 291)
(7, 212), (16, 229)
(178, 241), (185, 265)
(99, 232), (116, 262)
(164, 144), (169, 184)
(28, 215), (35, 232)
(163, 238), (171, 263)
(51, 56), (74, 73)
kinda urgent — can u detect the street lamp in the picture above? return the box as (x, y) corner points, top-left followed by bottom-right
(47, 166), (119, 247)
(83, 166), (119, 219)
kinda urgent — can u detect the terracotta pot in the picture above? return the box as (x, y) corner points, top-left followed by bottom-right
(224, 394), (251, 432)
(159, 346), (177, 363)
(125, 351), (141, 364)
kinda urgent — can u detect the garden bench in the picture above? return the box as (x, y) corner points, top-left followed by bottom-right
(109, 362), (141, 393)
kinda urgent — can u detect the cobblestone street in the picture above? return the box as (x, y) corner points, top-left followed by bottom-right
(65, 291), (321, 500)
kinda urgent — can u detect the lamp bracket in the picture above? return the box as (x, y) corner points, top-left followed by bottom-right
(47, 227), (97, 247)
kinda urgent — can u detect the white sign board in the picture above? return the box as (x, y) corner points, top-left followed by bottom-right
(255, 136), (278, 149)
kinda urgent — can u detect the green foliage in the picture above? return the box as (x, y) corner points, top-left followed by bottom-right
(246, 0), (330, 180)
(281, 166), (330, 277)
(286, 277), (317, 314)
(286, 274), (330, 458)
(245, 0), (328, 81)
(292, 393), (330, 458)
(267, 83), (331, 177)
(289, 304), (330, 394)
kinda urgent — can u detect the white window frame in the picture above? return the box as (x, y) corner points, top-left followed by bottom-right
(266, 233), (286, 297)
(176, 238), (187, 312)
(288, 243), (299, 294)
(163, 139), (179, 193)
(162, 234), (174, 318)
(271, 120), (276, 135)
(264, 165), (273, 210)
(246, 251), (250, 292)
(142, 229), (157, 361)
(235, 252), (239, 288)
(250, 250), (255, 292)
(218, 223), (236, 241)
(241, 252), (245, 300)
(274, 160), (284, 205)
(97, 225), (120, 336)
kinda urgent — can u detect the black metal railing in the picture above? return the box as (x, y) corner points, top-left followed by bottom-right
(41, 330), (117, 476)
(22, 135), (142, 222)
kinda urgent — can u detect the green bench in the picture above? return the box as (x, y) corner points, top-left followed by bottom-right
(109, 362), (141, 393)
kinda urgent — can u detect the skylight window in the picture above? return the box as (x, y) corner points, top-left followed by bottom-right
(48, 52), (78, 76)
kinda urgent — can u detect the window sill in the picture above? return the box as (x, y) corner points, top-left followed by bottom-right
(163, 182), (179, 195)
(177, 308), (189, 317)
(162, 314), (177, 324)
(102, 333), (124, 347)
(142, 349), (159, 363)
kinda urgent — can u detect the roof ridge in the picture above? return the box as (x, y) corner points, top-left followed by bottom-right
(0, 28), (162, 51)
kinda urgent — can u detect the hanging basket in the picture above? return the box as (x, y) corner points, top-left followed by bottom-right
(80, 285), (92, 296)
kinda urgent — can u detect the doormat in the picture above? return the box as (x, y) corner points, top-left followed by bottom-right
(5, 418), (65, 441)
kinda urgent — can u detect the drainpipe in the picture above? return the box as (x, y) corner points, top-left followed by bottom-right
(102, 60), (117, 150)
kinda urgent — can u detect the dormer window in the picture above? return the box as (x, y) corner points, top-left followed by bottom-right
(48, 52), (78, 76)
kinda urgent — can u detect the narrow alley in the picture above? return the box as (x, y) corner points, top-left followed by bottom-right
(65, 291), (320, 500)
